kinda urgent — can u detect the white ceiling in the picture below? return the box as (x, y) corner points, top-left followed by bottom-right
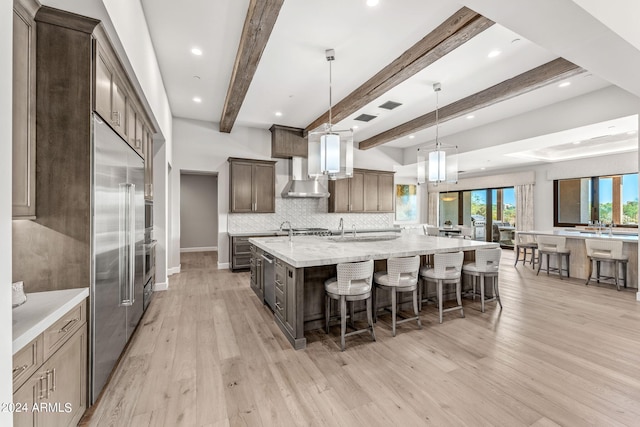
(139, 1), (639, 171)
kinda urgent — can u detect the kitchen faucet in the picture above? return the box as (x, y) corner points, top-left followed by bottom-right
(352, 224), (357, 237)
(338, 217), (344, 237)
(280, 221), (293, 242)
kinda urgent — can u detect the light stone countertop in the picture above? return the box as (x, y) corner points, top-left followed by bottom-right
(519, 230), (638, 243)
(12, 287), (89, 355)
(249, 234), (499, 268)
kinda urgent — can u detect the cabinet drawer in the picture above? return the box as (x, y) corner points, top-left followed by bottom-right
(43, 300), (85, 360)
(274, 286), (285, 319)
(13, 334), (43, 391)
(233, 255), (251, 270)
(233, 237), (251, 255)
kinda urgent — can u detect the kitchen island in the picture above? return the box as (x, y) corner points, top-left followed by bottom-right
(518, 230), (638, 289)
(249, 234), (498, 349)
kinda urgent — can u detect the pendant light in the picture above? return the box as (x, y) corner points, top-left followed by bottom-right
(308, 49), (353, 180)
(417, 83), (458, 186)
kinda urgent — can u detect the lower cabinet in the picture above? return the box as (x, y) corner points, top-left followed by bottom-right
(230, 236), (252, 271)
(274, 258), (296, 335)
(249, 244), (264, 299)
(13, 301), (87, 427)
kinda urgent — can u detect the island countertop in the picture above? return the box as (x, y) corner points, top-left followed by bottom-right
(249, 234), (499, 268)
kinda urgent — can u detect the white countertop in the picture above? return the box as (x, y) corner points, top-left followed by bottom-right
(249, 234), (498, 268)
(12, 288), (89, 355)
(519, 230), (638, 243)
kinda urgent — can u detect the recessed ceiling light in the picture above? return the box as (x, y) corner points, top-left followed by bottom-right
(408, 135), (415, 139)
(366, 0), (379, 6)
(275, 111), (282, 117)
(466, 115), (475, 119)
(627, 130), (637, 135)
(573, 141), (581, 145)
(191, 47), (203, 56)
(558, 81), (571, 88)
(352, 125), (359, 129)
(488, 50), (501, 58)
(480, 167), (486, 170)
(193, 97), (202, 103)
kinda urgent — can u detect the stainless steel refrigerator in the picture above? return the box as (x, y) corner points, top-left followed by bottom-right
(91, 113), (145, 404)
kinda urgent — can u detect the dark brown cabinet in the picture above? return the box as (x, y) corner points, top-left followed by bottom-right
(143, 126), (153, 200)
(12, 0), (38, 219)
(94, 42), (128, 139)
(328, 169), (394, 213)
(228, 158), (276, 213)
(269, 124), (307, 158)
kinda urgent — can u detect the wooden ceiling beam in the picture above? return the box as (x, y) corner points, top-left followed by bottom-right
(304, 7), (494, 134)
(219, 0), (284, 133)
(358, 58), (585, 150)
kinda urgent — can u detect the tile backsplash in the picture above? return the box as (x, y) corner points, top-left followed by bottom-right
(228, 198), (394, 232)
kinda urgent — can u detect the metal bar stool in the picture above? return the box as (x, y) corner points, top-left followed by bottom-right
(462, 248), (502, 312)
(325, 259), (375, 351)
(536, 235), (571, 279)
(373, 256), (421, 336)
(419, 251), (465, 323)
(514, 231), (538, 267)
(585, 239), (628, 291)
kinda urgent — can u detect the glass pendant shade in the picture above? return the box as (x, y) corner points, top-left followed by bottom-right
(416, 144), (458, 186)
(428, 149), (446, 181)
(308, 126), (354, 179)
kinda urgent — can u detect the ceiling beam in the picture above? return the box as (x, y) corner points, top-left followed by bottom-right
(304, 7), (494, 134)
(358, 58), (585, 150)
(219, 0), (284, 133)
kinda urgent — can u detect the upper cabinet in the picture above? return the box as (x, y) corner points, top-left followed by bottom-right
(328, 169), (394, 213)
(143, 126), (153, 200)
(269, 124), (307, 158)
(12, 0), (38, 219)
(228, 158), (276, 213)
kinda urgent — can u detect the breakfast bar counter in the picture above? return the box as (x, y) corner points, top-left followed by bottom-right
(517, 230), (638, 289)
(249, 234), (498, 349)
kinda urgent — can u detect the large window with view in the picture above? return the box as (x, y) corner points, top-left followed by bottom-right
(554, 173), (638, 226)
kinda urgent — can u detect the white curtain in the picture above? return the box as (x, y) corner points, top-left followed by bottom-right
(428, 192), (439, 226)
(515, 184), (534, 231)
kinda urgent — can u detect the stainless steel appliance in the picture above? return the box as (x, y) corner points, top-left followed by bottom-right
(145, 200), (153, 231)
(471, 215), (486, 241)
(91, 114), (145, 404)
(261, 253), (275, 311)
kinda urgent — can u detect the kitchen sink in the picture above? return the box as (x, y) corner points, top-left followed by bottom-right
(328, 234), (400, 243)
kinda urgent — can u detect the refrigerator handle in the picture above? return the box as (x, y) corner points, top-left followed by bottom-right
(119, 183), (134, 306)
(128, 183), (136, 305)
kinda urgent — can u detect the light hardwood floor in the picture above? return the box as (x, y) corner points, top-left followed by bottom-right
(82, 250), (640, 427)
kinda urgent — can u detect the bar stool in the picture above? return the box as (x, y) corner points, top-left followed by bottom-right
(462, 248), (502, 312)
(514, 232), (538, 267)
(585, 239), (628, 291)
(373, 256), (421, 336)
(536, 235), (571, 279)
(419, 252), (464, 323)
(325, 259), (375, 351)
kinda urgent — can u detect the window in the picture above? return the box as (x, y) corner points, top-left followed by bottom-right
(554, 173), (638, 226)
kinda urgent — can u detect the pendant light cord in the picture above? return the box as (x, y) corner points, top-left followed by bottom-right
(328, 57), (333, 132)
(435, 86), (439, 148)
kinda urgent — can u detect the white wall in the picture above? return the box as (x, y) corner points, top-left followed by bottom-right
(180, 173), (218, 251)
(1, 0), (13, 422)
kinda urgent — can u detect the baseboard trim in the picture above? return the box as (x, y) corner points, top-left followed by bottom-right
(218, 262), (230, 270)
(154, 282), (168, 291)
(180, 246), (218, 253)
(168, 265), (181, 276)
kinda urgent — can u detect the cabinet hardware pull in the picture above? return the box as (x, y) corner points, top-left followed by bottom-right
(275, 302), (282, 311)
(60, 318), (78, 333)
(38, 375), (47, 400)
(13, 364), (28, 375)
(50, 368), (56, 392)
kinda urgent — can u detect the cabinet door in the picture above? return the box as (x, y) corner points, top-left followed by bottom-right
(126, 99), (136, 150)
(284, 266), (296, 334)
(12, 5), (36, 218)
(253, 163), (275, 213)
(135, 115), (144, 154)
(328, 178), (350, 213)
(349, 171), (365, 212)
(111, 78), (127, 138)
(229, 161), (254, 212)
(144, 128), (153, 200)
(38, 327), (87, 427)
(13, 373), (38, 427)
(94, 47), (112, 124)
(363, 173), (379, 212)
(377, 174), (394, 212)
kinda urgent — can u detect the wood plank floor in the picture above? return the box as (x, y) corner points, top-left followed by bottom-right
(82, 250), (640, 427)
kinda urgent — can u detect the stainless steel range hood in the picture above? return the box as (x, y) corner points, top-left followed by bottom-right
(281, 157), (330, 198)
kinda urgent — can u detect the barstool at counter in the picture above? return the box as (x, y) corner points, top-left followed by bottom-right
(536, 235), (571, 279)
(585, 239), (628, 291)
(514, 232), (538, 267)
